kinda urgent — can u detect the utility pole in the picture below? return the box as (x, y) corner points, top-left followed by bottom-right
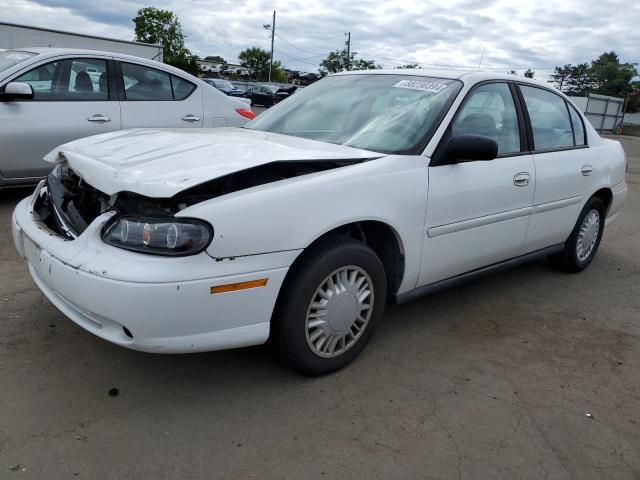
(345, 32), (351, 70)
(268, 10), (276, 82)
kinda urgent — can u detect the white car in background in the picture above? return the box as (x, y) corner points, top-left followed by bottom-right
(12, 71), (627, 375)
(0, 48), (255, 187)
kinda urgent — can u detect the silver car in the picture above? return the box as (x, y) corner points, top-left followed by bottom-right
(0, 48), (255, 187)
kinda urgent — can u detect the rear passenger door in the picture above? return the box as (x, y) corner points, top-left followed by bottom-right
(117, 61), (203, 129)
(517, 84), (595, 252)
(0, 56), (121, 179)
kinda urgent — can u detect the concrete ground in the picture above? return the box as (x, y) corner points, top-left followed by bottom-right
(1, 137), (639, 479)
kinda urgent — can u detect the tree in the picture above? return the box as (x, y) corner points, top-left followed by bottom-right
(549, 64), (573, 91)
(523, 68), (535, 78)
(133, 7), (196, 74)
(237, 47), (287, 81)
(319, 49), (379, 74)
(204, 55), (225, 64)
(508, 70), (517, 75)
(589, 51), (638, 98)
(238, 47), (271, 80)
(397, 64), (419, 69)
(565, 63), (590, 96)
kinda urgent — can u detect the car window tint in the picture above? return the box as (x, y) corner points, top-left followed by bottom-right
(121, 62), (172, 101)
(14, 58), (108, 101)
(452, 83), (520, 155)
(520, 85), (573, 150)
(569, 104), (585, 145)
(171, 75), (196, 100)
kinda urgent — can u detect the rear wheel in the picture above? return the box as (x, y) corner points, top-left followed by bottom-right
(272, 237), (387, 376)
(548, 197), (605, 272)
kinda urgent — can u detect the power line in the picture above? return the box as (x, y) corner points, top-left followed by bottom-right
(274, 32), (330, 56)
(274, 48), (322, 67)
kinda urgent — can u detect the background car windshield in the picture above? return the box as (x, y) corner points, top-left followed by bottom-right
(214, 79), (234, 89)
(0, 50), (36, 74)
(247, 74), (461, 154)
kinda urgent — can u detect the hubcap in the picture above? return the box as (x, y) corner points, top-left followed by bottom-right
(305, 265), (374, 358)
(576, 209), (600, 262)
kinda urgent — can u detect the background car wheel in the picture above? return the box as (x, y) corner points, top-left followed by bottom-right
(548, 197), (605, 273)
(272, 237), (387, 376)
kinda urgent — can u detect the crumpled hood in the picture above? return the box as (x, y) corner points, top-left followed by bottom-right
(44, 128), (381, 197)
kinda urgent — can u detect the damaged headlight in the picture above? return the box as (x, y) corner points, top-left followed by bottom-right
(102, 216), (213, 256)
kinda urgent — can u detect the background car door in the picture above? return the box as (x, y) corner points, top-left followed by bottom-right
(0, 57), (121, 179)
(419, 82), (535, 286)
(117, 61), (203, 129)
(517, 85), (596, 251)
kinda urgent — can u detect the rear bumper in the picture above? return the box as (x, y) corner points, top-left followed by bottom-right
(12, 188), (300, 353)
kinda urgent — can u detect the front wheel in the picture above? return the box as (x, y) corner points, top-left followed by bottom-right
(548, 197), (605, 272)
(272, 237), (387, 376)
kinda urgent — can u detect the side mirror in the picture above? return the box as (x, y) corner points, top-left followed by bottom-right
(1, 82), (34, 101)
(447, 134), (498, 163)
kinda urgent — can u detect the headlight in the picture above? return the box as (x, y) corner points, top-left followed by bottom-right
(102, 216), (213, 256)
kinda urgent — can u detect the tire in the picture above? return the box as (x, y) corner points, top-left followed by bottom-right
(548, 197), (605, 273)
(272, 237), (387, 376)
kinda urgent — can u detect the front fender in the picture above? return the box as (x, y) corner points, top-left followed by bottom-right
(180, 155), (429, 293)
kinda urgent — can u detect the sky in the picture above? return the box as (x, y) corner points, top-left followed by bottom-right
(1, 0), (639, 77)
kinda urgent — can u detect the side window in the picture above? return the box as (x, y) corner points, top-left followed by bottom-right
(520, 85), (573, 150)
(171, 75), (196, 100)
(452, 82), (520, 155)
(14, 61), (58, 99)
(568, 104), (586, 146)
(14, 58), (108, 100)
(120, 62), (172, 101)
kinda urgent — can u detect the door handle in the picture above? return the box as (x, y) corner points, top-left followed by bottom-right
(513, 172), (531, 187)
(87, 114), (111, 123)
(181, 114), (201, 122)
(581, 164), (593, 176)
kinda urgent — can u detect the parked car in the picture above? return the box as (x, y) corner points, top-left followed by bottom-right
(0, 48), (255, 188)
(201, 78), (245, 98)
(244, 84), (295, 107)
(12, 71), (627, 375)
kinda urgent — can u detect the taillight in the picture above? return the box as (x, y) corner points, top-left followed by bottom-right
(235, 108), (255, 120)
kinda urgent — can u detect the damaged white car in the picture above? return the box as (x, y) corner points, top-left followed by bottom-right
(12, 71), (627, 375)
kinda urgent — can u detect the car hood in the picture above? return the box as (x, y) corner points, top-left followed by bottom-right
(44, 128), (382, 197)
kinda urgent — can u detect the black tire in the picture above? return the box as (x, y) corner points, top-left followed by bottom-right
(548, 197), (605, 273)
(272, 237), (387, 376)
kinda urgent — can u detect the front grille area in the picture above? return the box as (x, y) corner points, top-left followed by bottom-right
(33, 165), (110, 239)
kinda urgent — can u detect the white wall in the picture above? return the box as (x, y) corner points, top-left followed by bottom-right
(0, 22), (162, 61)
(623, 112), (640, 125)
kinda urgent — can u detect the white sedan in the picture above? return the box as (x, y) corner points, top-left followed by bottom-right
(12, 70), (627, 375)
(0, 48), (255, 188)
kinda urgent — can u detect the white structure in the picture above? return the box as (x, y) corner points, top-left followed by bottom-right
(0, 22), (162, 61)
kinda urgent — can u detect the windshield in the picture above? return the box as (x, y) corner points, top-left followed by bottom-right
(247, 74), (461, 154)
(0, 50), (36, 74)
(213, 79), (235, 89)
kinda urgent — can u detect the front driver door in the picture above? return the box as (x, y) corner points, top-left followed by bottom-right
(419, 82), (535, 286)
(0, 56), (121, 180)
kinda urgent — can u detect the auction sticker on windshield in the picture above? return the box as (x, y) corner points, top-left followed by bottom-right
(392, 80), (447, 93)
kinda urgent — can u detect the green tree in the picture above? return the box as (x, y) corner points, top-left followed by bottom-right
(319, 49), (379, 74)
(589, 51), (638, 98)
(549, 64), (573, 91)
(397, 64), (419, 69)
(523, 68), (535, 78)
(133, 7), (195, 73)
(238, 47), (271, 81)
(565, 63), (590, 96)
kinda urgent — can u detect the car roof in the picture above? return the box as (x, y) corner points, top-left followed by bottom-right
(4, 47), (199, 79)
(333, 68), (553, 89)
